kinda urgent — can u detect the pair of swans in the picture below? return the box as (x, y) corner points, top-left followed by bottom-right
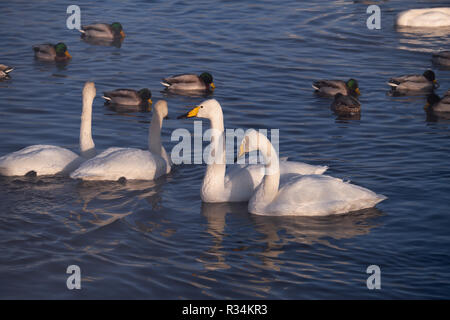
(0, 82), (171, 180)
(180, 99), (386, 215)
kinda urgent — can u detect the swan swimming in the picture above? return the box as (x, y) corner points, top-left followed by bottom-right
(396, 8), (450, 27)
(238, 130), (386, 216)
(177, 99), (328, 203)
(0, 82), (97, 176)
(70, 100), (171, 181)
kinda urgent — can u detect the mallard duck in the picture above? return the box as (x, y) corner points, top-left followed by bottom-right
(80, 22), (125, 39)
(396, 8), (450, 27)
(32, 43), (72, 61)
(387, 70), (438, 93)
(312, 78), (360, 97)
(432, 51), (450, 66)
(331, 93), (361, 115)
(161, 72), (215, 92)
(0, 64), (13, 79)
(102, 88), (152, 106)
(426, 91), (450, 113)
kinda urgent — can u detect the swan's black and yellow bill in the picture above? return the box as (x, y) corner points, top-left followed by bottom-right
(177, 106), (200, 119)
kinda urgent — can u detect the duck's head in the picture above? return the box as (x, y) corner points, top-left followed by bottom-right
(425, 93), (440, 111)
(154, 100), (169, 119)
(177, 99), (221, 119)
(346, 79), (360, 95)
(55, 42), (71, 59)
(199, 72), (215, 90)
(423, 70), (438, 86)
(82, 81), (96, 99)
(138, 88), (152, 106)
(111, 22), (125, 37)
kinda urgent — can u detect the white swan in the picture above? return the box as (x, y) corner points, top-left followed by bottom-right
(70, 100), (171, 181)
(0, 82), (97, 176)
(178, 99), (328, 203)
(238, 130), (386, 216)
(396, 8), (450, 27)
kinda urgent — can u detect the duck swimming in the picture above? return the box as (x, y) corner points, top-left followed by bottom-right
(161, 72), (215, 93)
(32, 43), (72, 62)
(331, 93), (361, 116)
(102, 88), (152, 107)
(432, 51), (450, 67)
(387, 70), (438, 94)
(312, 79), (360, 97)
(0, 64), (13, 80)
(426, 91), (450, 113)
(80, 22), (125, 39)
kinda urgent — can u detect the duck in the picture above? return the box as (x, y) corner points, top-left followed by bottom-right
(177, 99), (328, 203)
(432, 51), (450, 66)
(331, 93), (361, 116)
(32, 43), (72, 61)
(396, 8), (450, 27)
(425, 91), (450, 113)
(312, 79), (360, 97)
(102, 88), (152, 107)
(70, 100), (171, 181)
(79, 22), (125, 39)
(0, 64), (13, 80)
(238, 130), (387, 216)
(161, 72), (215, 92)
(387, 70), (438, 94)
(0, 82), (97, 176)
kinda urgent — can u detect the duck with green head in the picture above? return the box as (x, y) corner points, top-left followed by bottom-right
(312, 78), (360, 97)
(80, 22), (125, 39)
(32, 43), (72, 62)
(161, 72), (215, 92)
(388, 70), (438, 94)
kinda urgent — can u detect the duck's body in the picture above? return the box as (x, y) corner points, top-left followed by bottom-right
(426, 91), (450, 113)
(396, 8), (450, 27)
(33, 43), (72, 62)
(239, 130), (386, 216)
(312, 79), (360, 97)
(178, 99), (328, 203)
(80, 22), (125, 39)
(0, 82), (97, 177)
(0, 64), (13, 80)
(102, 88), (152, 106)
(161, 73), (215, 92)
(331, 93), (361, 115)
(71, 101), (171, 181)
(432, 51), (450, 66)
(388, 70), (438, 94)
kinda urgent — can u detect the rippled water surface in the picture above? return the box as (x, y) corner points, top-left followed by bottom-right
(1, 0), (450, 299)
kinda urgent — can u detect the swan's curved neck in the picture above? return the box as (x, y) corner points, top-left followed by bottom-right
(250, 135), (280, 208)
(79, 94), (96, 158)
(201, 110), (226, 199)
(149, 112), (169, 164)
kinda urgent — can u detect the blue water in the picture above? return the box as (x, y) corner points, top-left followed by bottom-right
(1, 0), (450, 299)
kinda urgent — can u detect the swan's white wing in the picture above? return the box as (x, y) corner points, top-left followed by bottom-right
(0, 145), (80, 176)
(254, 174), (386, 216)
(70, 147), (169, 181)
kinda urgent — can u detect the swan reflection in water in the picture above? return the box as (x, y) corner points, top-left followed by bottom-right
(200, 202), (383, 271)
(69, 178), (166, 233)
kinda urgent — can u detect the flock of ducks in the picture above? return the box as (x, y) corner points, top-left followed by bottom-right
(1, 7), (450, 216)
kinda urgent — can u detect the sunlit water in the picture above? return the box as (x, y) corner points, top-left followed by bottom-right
(1, 0), (450, 299)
